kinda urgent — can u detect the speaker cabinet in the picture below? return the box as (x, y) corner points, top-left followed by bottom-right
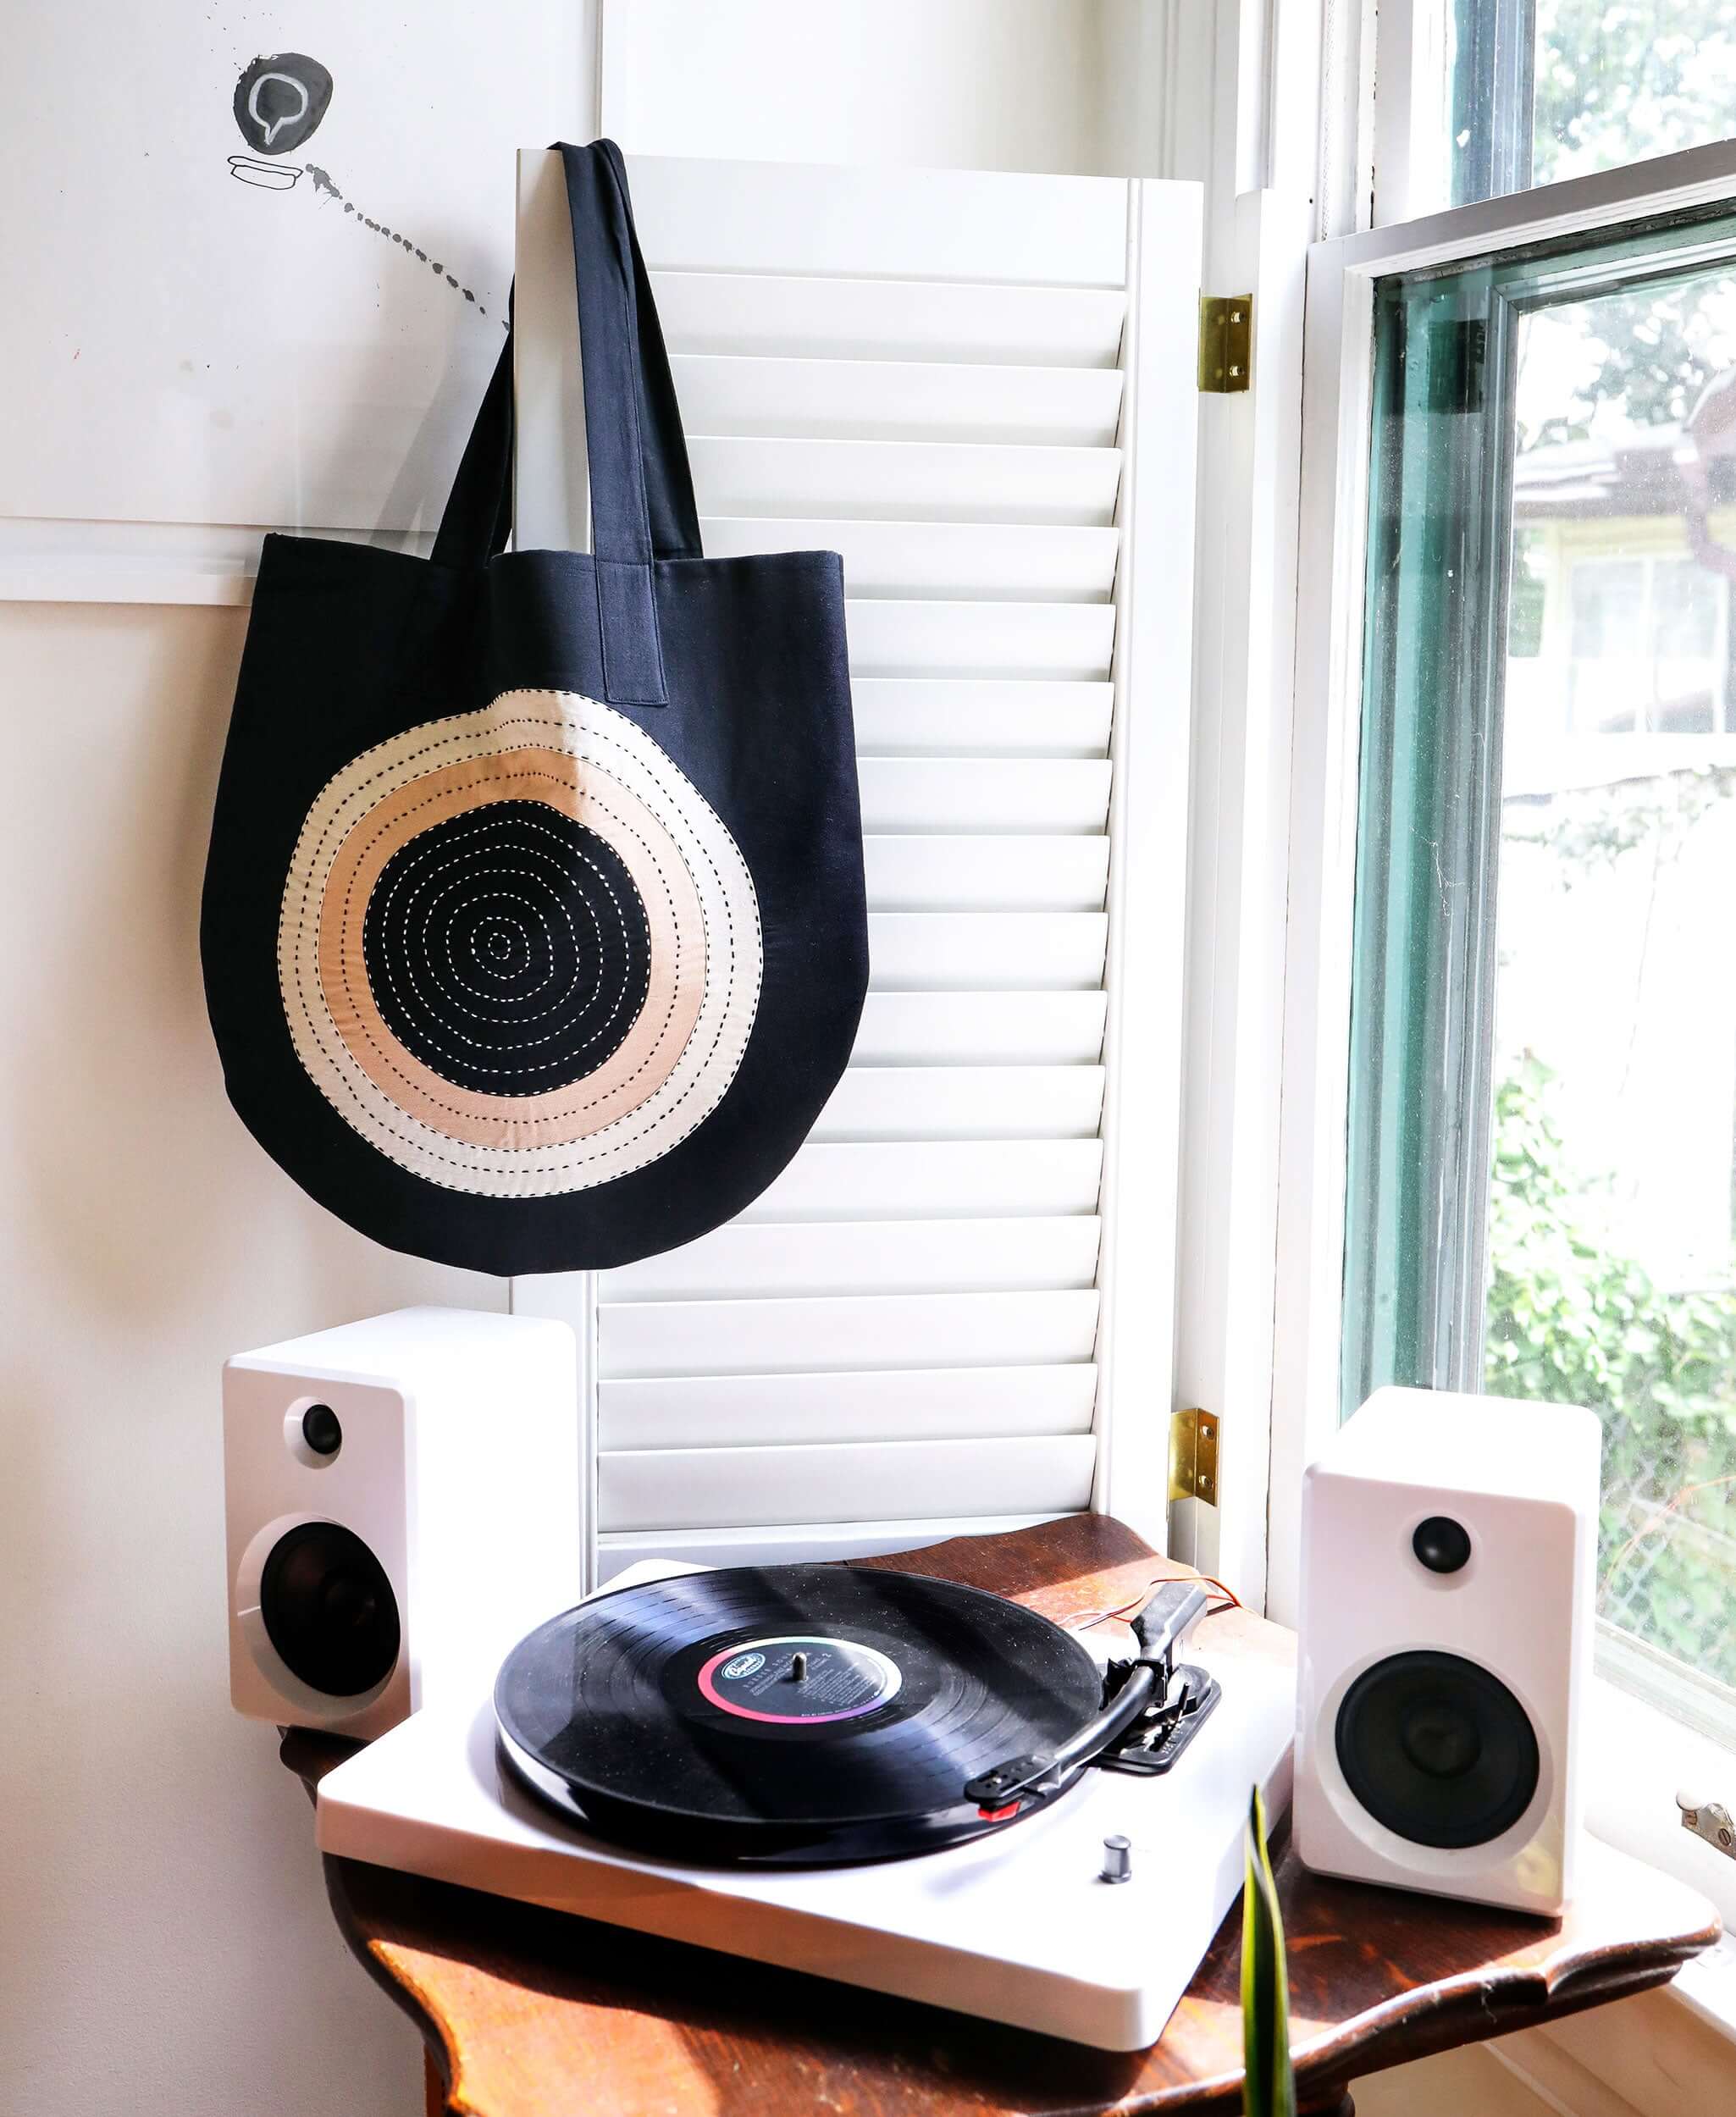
(1294, 1386), (1600, 1914)
(224, 1306), (580, 1738)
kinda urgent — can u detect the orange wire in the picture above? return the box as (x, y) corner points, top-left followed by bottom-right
(1068, 1567), (1241, 1634)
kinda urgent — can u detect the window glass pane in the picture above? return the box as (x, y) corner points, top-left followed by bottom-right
(1347, 214), (1736, 1722)
(1496, 268), (1736, 1685)
(1439, 0), (1736, 213)
(1533, 0), (1736, 186)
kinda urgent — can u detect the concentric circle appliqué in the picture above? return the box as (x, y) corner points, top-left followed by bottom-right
(278, 690), (763, 1196)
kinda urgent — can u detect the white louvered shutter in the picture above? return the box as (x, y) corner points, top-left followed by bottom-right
(511, 154), (1201, 1586)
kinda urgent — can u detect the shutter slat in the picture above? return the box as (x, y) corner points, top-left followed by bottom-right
(596, 1512), (1077, 1582)
(860, 759), (1111, 834)
(867, 913), (1107, 990)
(851, 678), (1112, 758)
(864, 836), (1109, 911)
(743, 1140), (1103, 1221)
(599, 1436), (1097, 1533)
(672, 356), (1123, 445)
(599, 1289), (1099, 1382)
(702, 517), (1117, 601)
(602, 1217), (1102, 1302)
(689, 437), (1120, 528)
(599, 1362), (1098, 1447)
(813, 1065), (1104, 1142)
(629, 160), (1128, 285)
(852, 991), (1107, 1065)
(655, 272), (1126, 368)
(845, 599), (1114, 680)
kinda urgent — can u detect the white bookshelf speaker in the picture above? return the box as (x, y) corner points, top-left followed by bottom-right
(1294, 1386), (1601, 1915)
(224, 1307), (580, 1739)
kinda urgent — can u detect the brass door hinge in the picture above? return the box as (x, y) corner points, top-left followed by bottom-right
(1198, 295), (1252, 393)
(1168, 1408), (1220, 1571)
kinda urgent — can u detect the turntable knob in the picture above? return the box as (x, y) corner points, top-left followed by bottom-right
(1100, 1833), (1133, 1884)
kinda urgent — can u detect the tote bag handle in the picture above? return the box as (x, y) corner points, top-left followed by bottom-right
(433, 141), (702, 704)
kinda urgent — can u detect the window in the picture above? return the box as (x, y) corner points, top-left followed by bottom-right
(1328, 177), (1736, 1743)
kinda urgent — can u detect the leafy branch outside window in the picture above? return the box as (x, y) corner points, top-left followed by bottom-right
(1485, 1056), (1736, 1683)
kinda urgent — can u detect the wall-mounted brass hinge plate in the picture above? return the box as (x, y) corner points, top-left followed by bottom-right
(1169, 1407), (1219, 1506)
(1197, 295), (1252, 393)
(1168, 1408), (1220, 1572)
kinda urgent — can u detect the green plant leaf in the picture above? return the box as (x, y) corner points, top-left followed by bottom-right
(1240, 1784), (1296, 2117)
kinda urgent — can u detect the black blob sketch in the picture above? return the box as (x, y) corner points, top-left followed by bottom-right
(233, 53), (333, 158)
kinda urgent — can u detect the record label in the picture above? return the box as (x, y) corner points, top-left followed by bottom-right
(694, 1635), (902, 1725)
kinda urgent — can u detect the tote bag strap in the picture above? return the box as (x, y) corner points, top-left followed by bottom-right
(433, 296), (517, 570)
(566, 140), (703, 569)
(433, 141), (700, 706)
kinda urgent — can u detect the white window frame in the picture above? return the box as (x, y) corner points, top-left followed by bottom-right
(1271, 134), (1736, 1918)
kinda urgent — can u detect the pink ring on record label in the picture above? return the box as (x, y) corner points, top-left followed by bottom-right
(694, 1634), (903, 1724)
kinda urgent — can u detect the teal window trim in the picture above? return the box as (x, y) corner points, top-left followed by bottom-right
(1341, 202), (1736, 1423)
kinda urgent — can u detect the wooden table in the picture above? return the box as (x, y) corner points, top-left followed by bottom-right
(285, 1515), (1719, 2115)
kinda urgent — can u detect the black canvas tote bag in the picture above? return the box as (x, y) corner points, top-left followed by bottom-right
(202, 141), (868, 1274)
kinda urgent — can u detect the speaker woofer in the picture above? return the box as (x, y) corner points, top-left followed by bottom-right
(1335, 1649), (1540, 1849)
(260, 1521), (401, 1698)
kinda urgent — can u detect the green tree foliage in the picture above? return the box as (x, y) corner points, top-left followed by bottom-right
(1525, 2), (1736, 430)
(1484, 1058), (1736, 1683)
(1533, 0), (1736, 187)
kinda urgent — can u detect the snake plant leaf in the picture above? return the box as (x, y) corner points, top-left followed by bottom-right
(1240, 1784), (1297, 2117)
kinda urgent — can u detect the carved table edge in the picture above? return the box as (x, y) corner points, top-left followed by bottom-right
(1279, 1927), (1719, 2098)
(315, 1847), (1718, 2117)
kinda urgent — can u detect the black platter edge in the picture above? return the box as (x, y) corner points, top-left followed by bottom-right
(494, 1722), (1091, 1869)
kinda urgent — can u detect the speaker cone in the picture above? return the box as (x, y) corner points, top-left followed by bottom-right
(1335, 1649), (1540, 1849)
(260, 1521), (401, 1697)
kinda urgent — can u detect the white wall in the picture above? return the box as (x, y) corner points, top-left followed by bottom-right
(0, 604), (501, 2114)
(602, 0), (1164, 175)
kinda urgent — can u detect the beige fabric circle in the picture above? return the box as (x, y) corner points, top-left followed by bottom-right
(277, 691), (764, 1199)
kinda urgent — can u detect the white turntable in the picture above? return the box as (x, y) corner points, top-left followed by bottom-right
(316, 1562), (1296, 2052)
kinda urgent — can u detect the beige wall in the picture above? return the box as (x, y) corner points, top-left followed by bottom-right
(0, 603), (502, 2114)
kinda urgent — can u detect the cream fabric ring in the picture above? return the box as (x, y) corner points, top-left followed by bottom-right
(279, 691), (763, 1198)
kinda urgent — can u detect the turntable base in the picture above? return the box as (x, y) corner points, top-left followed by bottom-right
(317, 1597), (1295, 2050)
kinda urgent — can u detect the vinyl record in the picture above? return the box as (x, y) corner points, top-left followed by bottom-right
(494, 1565), (1108, 1864)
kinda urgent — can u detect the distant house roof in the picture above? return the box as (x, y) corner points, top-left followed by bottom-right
(1513, 423), (1716, 521)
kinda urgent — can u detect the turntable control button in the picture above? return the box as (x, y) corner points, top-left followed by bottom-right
(1100, 1834), (1133, 1884)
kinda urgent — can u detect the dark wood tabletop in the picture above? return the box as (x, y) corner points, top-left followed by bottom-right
(284, 1514), (1720, 2116)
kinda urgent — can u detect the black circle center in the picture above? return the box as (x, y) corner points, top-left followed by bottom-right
(1399, 1700), (1483, 1778)
(301, 1403), (342, 1456)
(260, 1521), (401, 1697)
(1336, 1649), (1539, 1849)
(1413, 1515), (1472, 1574)
(361, 801), (652, 1097)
